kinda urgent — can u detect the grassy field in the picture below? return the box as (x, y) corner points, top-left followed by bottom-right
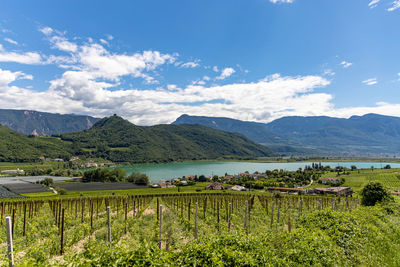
(316, 168), (400, 192)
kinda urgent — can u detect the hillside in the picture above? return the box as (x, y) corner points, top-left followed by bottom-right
(0, 109), (100, 136)
(173, 113), (400, 155)
(0, 125), (71, 162)
(60, 115), (275, 163)
(173, 114), (308, 153)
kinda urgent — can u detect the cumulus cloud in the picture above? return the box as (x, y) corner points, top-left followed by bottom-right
(2, 25), (400, 127)
(388, 0), (400, 11)
(362, 78), (378, 85)
(4, 38), (18, 45)
(0, 50), (43, 64)
(368, 0), (380, 8)
(39, 26), (54, 36)
(340, 61), (353, 68)
(180, 61), (200, 68)
(216, 67), (235, 80)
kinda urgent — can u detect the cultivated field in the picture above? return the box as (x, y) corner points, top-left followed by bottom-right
(0, 193), (359, 266)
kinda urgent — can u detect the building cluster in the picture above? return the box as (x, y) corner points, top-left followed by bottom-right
(266, 186), (353, 196)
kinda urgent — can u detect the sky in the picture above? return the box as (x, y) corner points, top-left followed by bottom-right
(0, 0), (399, 125)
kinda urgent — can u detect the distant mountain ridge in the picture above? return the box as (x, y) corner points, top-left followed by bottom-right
(173, 113), (400, 155)
(0, 115), (274, 162)
(0, 109), (100, 136)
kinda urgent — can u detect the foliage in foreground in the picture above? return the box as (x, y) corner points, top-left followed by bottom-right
(360, 182), (394, 206)
(63, 204), (400, 267)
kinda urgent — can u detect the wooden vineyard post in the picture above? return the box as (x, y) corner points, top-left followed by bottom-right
(6, 216), (14, 267)
(156, 198), (159, 222)
(90, 201), (94, 231)
(107, 206), (111, 243)
(194, 202), (198, 239)
(159, 204), (163, 249)
(288, 214), (291, 232)
(318, 199), (322, 211)
(81, 200), (85, 223)
(23, 203), (26, 236)
(11, 209), (15, 239)
(228, 202), (231, 231)
(270, 201), (274, 229)
(277, 200), (281, 224)
(298, 199), (303, 219)
(60, 209), (65, 255)
(124, 202), (128, 234)
(244, 200), (248, 234)
(188, 200), (191, 222)
(217, 201), (220, 231)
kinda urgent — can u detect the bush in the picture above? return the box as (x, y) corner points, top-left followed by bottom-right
(360, 182), (394, 206)
(127, 172), (149, 185)
(55, 187), (67, 195)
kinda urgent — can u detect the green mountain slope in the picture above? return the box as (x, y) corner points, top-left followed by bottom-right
(0, 109), (100, 136)
(0, 125), (71, 162)
(60, 115), (275, 163)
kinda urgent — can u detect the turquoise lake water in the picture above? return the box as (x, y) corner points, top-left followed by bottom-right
(118, 161), (400, 183)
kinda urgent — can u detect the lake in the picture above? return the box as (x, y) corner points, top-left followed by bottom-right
(118, 161), (400, 183)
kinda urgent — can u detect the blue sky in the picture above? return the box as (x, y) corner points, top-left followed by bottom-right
(0, 0), (399, 125)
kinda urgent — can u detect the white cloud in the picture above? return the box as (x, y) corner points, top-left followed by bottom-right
(0, 68), (32, 86)
(212, 66), (219, 72)
(0, 50), (43, 64)
(99, 39), (109, 45)
(180, 61), (200, 68)
(39, 26), (54, 36)
(270, 0), (294, 3)
(323, 69), (335, 76)
(4, 38), (18, 45)
(388, 0), (400, 11)
(362, 78), (378, 85)
(340, 61), (353, 68)
(216, 67), (235, 80)
(50, 36), (78, 52)
(368, 0), (380, 8)
(106, 34), (114, 41)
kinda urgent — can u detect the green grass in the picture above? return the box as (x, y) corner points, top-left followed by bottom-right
(317, 168), (400, 193)
(22, 192), (57, 197)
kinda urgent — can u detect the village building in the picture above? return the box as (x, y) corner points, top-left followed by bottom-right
(230, 185), (246, 191)
(314, 187), (353, 196)
(69, 156), (80, 162)
(321, 177), (341, 184)
(85, 161), (98, 168)
(54, 158), (64, 162)
(206, 182), (225, 190)
(266, 187), (304, 194)
(186, 174), (196, 180)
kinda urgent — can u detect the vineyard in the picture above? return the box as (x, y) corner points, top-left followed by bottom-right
(0, 192), (362, 266)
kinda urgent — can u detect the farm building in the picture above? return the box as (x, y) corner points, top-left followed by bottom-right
(321, 178), (341, 184)
(230, 185), (246, 191)
(266, 187), (304, 194)
(206, 182), (225, 190)
(314, 187), (353, 196)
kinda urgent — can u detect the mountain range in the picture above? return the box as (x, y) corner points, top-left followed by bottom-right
(0, 115), (274, 162)
(0, 109), (100, 136)
(173, 114), (400, 155)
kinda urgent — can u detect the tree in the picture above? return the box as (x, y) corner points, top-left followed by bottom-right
(360, 182), (393, 206)
(127, 172), (149, 185)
